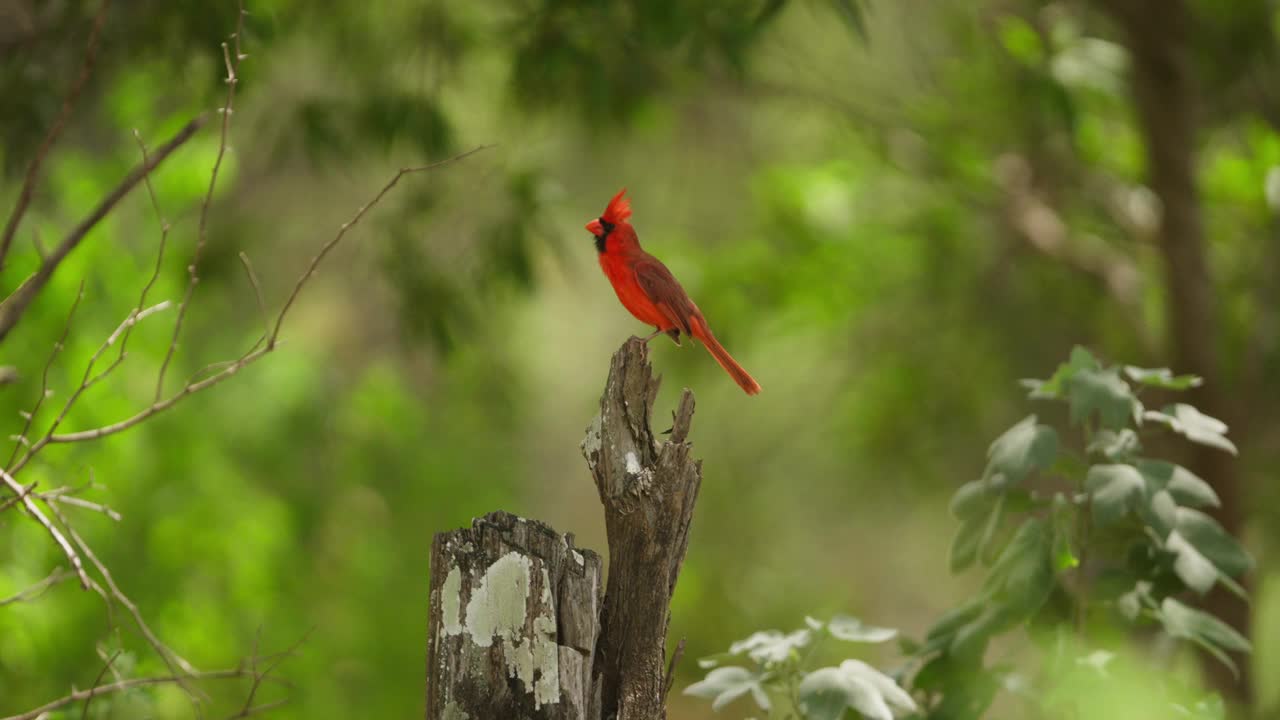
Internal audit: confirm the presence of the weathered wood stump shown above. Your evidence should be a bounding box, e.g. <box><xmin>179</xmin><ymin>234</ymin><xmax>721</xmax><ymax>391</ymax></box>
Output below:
<box><xmin>426</xmin><ymin>512</ymin><xmax>604</xmax><ymax>719</ymax></box>
<box><xmin>426</xmin><ymin>338</ymin><xmax>702</xmax><ymax>720</ymax></box>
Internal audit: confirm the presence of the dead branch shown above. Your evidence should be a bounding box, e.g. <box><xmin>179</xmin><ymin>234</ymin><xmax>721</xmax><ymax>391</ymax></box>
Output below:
<box><xmin>7</xmin><ymin>281</ymin><xmax>84</xmax><ymax>467</ymax></box>
<box><xmin>155</xmin><ymin>4</ymin><xmax>246</xmax><ymax>400</ymax></box>
<box><xmin>0</xmin><ymin>666</ymin><xmax>294</xmax><ymax>720</ymax></box>
<box><xmin>0</xmin><ymin>566</ymin><xmax>73</xmax><ymax>607</ymax></box>
<box><xmin>582</xmin><ymin>338</ymin><xmax>701</xmax><ymax>720</ymax></box>
<box><xmin>0</xmin><ymin>0</ymin><xmax>112</xmax><ymax>269</ymax></box>
<box><xmin>0</xmin><ymin>470</ymin><xmax>89</xmax><ymax>588</ymax></box>
<box><xmin>0</xmin><ymin>114</ymin><xmax>208</xmax><ymax>344</ymax></box>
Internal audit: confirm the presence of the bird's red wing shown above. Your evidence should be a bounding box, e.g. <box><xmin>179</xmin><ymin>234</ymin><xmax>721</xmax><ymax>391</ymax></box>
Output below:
<box><xmin>632</xmin><ymin>259</ymin><xmax>697</xmax><ymax>336</ymax></box>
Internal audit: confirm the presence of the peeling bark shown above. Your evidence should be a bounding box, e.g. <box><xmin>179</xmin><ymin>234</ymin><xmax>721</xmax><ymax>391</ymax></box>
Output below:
<box><xmin>427</xmin><ymin>339</ymin><xmax>701</xmax><ymax>720</ymax></box>
<box><xmin>582</xmin><ymin>338</ymin><xmax>701</xmax><ymax>720</ymax></box>
<box><xmin>426</xmin><ymin>511</ymin><xmax>604</xmax><ymax>719</ymax></box>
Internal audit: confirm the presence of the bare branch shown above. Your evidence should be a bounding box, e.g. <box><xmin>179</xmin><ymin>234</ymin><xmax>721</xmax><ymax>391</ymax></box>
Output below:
<box><xmin>40</xmin><ymin>145</ymin><xmax>491</xmax><ymax>447</ymax></box>
<box><xmin>116</xmin><ymin>129</ymin><xmax>175</xmax><ymax>364</ymax></box>
<box><xmin>80</xmin><ymin>649</ymin><xmax>121</xmax><ymax>720</ymax></box>
<box><xmin>7</xmin><ymin>281</ymin><xmax>83</xmax><ymax>467</ymax></box>
<box><xmin>0</xmin><ymin>115</ymin><xmax>208</xmax><ymax>344</ymax></box>
<box><xmin>238</xmin><ymin>251</ymin><xmax>269</xmax><ymax>350</ymax></box>
<box><xmin>269</xmin><ymin>144</ymin><xmax>494</xmax><ymax>347</ymax></box>
<box><xmin>0</xmin><ymin>667</ymin><xmax>291</xmax><ymax>720</ymax></box>
<box><xmin>155</xmin><ymin>4</ymin><xmax>246</xmax><ymax>401</ymax></box>
<box><xmin>0</xmin><ymin>567</ymin><xmax>73</xmax><ymax>606</ymax></box>
<box><xmin>0</xmin><ymin>470</ymin><xmax>89</xmax><ymax>588</ymax></box>
<box><xmin>0</xmin><ymin>0</ymin><xmax>113</xmax><ymax>269</ymax></box>
<box><xmin>8</xmin><ymin>300</ymin><xmax>171</xmax><ymax>476</ymax></box>
<box><xmin>39</xmin><ymin>492</ymin><xmax>122</xmax><ymax>521</ymax></box>
<box><xmin>46</xmin><ymin>502</ymin><xmax>199</xmax><ymax>680</ymax></box>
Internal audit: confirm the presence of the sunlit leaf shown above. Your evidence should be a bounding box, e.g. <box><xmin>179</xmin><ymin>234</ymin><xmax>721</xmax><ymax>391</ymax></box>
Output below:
<box><xmin>1068</xmin><ymin>368</ymin><xmax>1135</xmax><ymax>430</ymax></box>
<box><xmin>684</xmin><ymin>666</ymin><xmax>770</xmax><ymax>712</ymax></box>
<box><xmin>1085</xmin><ymin>464</ymin><xmax>1144</xmax><ymax>526</ymax></box>
<box><xmin>982</xmin><ymin>416</ymin><xmax>1058</xmax><ymax>490</ymax></box>
<box><xmin>1144</xmin><ymin>404</ymin><xmax>1237</xmax><ymax>455</ymax></box>
<box><xmin>727</xmin><ymin>629</ymin><xmax>810</xmax><ymax>665</ymax></box>
<box><xmin>1135</xmin><ymin>460</ymin><xmax>1220</xmax><ymax>509</ymax></box>
<box><xmin>1123</xmin><ymin>366</ymin><xmax>1203</xmax><ymax>390</ymax></box>
<box><xmin>827</xmin><ymin>615</ymin><xmax>898</xmax><ymax>643</ymax></box>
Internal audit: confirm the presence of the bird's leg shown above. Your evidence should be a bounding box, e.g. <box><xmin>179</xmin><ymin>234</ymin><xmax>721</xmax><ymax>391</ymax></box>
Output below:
<box><xmin>640</xmin><ymin>327</ymin><xmax>664</xmax><ymax>343</ymax></box>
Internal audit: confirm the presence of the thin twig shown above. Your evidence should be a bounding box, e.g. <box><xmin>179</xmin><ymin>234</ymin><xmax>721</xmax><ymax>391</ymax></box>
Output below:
<box><xmin>238</xmin><ymin>251</ymin><xmax>269</xmax><ymax>351</ymax></box>
<box><xmin>0</xmin><ymin>567</ymin><xmax>72</xmax><ymax>606</ymax></box>
<box><xmin>46</xmin><ymin>502</ymin><xmax>199</xmax><ymax>680</ymax></box>
<box><xmin>40</xmin><ymin>146</ymin><xmax>490</xmax><ymax>447</ymax></box>
<box><xmin>0</xmin><ymin>667</ymin><xmax>290</xmax><ymax>720</ymax></box>
<box><xmin>39</xmin><ymin>492</ymin><xmax>122</xmax><ymax>521</ymax></box>
<box><xmin>269</xmin><ymin>144</ymin><xmax>493</xmax><ymax>347</ymax></box>
<box><xmin>0</xmin><ymin>0</ymin><xmax>113</xmax><ymax>269</ymax></box>
<box><xmin>80</xmin><ymin>649</ymin><xmax>121</xmax><ymax>720</ymax></box>
<box><xmin>114</xmin><ymin>129</ymin><xmax>174</xmax><ymax>366</ymax></box>
<box><xmin>0</xmin><ymin>115</ymin><xmax>208</xmax><ymax>344</ymax></box>
<box><xmin>0</xmin><ymin>479</ymin><xmax>35</xmax><ymax>513</ymax></box>
<box><xmin>155</xmin><ymin>4</ymin><xmax>245</xmax><ymax>401</ymax></box>
<box><xmin>8</xmin><ymin>300</ymin><xmax>171</xmax><ymax>476</ymax></box>
<box><xmin>663</xmin><ymin>637</ymin><xmax>687</xmax><ymax>700</ymax></box>
<box><xmin>7</xmin><ymin>281</ymin><xmax>84</xmax><ymax>468</ymax></box>
<box><xmin>0</xmin><ymin>470</ymin><xmax>89</xmax><ymax>588</ymax></box>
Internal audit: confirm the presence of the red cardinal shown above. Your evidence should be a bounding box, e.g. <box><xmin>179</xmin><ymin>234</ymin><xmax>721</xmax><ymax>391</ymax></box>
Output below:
<box><xmin>586</xmin><ymin>188</ymin><xmax>761</xmax><ymax>395</ymax></box>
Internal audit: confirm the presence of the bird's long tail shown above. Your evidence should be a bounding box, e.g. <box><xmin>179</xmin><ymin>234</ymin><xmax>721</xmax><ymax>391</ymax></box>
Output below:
<box><xmin>693</xmin><ymin>326</ymin><xmax>761</xmax><ymax>395</ymax></box>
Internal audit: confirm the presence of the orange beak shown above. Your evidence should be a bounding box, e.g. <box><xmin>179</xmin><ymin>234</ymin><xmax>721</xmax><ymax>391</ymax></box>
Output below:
<box><xmin>585</xmin><ymin>219</ymin><xmax>604</xmax><ymax>235</ymax></box>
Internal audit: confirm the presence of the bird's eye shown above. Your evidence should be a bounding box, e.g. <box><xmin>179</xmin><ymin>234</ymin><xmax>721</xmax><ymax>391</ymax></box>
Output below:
<box><xmin>598</xmin><ymin>218</ymin><xmax>614</xmax><ymax>235</ymax></box>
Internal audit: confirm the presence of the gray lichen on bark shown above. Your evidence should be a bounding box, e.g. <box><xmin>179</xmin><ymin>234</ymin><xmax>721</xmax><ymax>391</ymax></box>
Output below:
<box><xmin>427</xmin><ymin>338</ymin><xmax>701</xmax><ymax>720</ymax></box>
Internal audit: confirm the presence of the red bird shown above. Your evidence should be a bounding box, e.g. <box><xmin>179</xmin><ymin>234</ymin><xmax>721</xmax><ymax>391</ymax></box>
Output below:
<box><xmin>586</xmin><ymin>189</ymin><xmax>761</xmax><ymax>395</ymax></box>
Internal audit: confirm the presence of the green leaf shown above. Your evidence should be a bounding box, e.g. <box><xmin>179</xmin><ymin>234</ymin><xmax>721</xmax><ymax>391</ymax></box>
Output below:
<box><xmin>949</xmin><ymin>480</ymin><xmax>990</xmax><ymax>519</ymax></box>
<box><xmin>1166</xmin><ymin>530</ymin><xmax>1219</xmax><ymax>594</ymax></box>
<box><xmin>1116</xmin><ymin>580</ymin><xmax>1153</xmax><ymax>621</ymax></box>
<box><xmin>798</xmin><ymin>661</ymin><xmax>918</xmax><ymax>720</ymax></box>
<box><xmin>923</xmin><ymin>600</ymin><xmax>984</xmax><ymax>648</ymax></box>
<box><xmin>684</xmin><ymin>666</ymin><xmax>771</xmax><ymax>712</ymax></box>
<box><xmin>1024</xmin><ymin>346</ymin><xmax>1100</xmax><ymax>399</ymax></box>
<box><xmin>827</xmin><ymin>615</ymin><xmax>898</xmax><ymax>643</ymax></box>
<box><xmin>1159</xmin><ymin>598</ymin><xmax>1251</xmax><ymax>677</ymax></box>
<box><xmin>1145</xmin><ymin>404</ymin><xmax>1238</xmax><ymax>455</ymax></box>
<box><xmin>991</xmin><ymin>519</ymin><xmax>1052</xmax><ymax>587</ymax></box>
<box><xmin>1174</xmin><ymin>508</ymin><xmax>1252</xmax><ymax>578</ymax></box>
<box><xmin>997</xmin><ymin>15</ymin><xmax>1045</xmax><ymax>65</ymax></box>
<box><xmin>797</xmin><ymin>668</ymin><xmax>851</xmax><ymax>720</ymax></box>
<box><xmin>1135</xmin><ymin>460</ymin><xmax>1220</xmax><ymax>508</ymax></box>
<box><xmin>1085</xmin><ymin>464</ymin><xmax>1144</xmax><ymax>526</ymax></box>
<box><xmin>1068</xmin><ymin>368</ymin><xmax>1136</xmax><ymax>430</ymax></box>
<box><xmin>983</xmin><ymin>416</ymin><xmax>1059</xmax><ymax>489</ymax></box>
<box><xmin>1123</xmin><ymin>366</ymin><xmax>1203</xmax><ymax>390</ymax></box>
<box><xmin>950</xmin><ymin>515</ymin><xmax>984</xmax><ymax>572</ymax></box>
<box><xmin>1143</xmin><ymin>489</ymin><xmax>1177</xmax><ymax>538</ymax></box>
<box><xmin>727</xmin><ymin>629</ymin><xmax>811</xmax><ymax>665</ymax></box>
<box><xmin>1087</xmin><ymin>428</ymin><xmax>1141</xmax><ymax>460</ymax></box>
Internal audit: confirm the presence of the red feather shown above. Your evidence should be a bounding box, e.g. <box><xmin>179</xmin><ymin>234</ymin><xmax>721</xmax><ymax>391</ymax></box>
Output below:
<box><xmin>601</xmin><ymin>188</ymin><xmax>631</xmax><ymax>225</ymax></box>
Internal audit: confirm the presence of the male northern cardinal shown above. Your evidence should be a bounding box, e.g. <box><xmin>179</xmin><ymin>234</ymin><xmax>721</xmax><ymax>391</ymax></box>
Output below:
<box><xmin>586</xmin><ymin>189</ymin><xmax>761</xmax><ymax>395</ymax></box>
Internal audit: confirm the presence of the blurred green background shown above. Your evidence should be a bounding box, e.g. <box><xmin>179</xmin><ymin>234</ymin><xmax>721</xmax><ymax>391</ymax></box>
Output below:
<box><xmin>1</xmin><ymin>0</ymin><xmax>1278</xmax><ymax>717</ymax></box>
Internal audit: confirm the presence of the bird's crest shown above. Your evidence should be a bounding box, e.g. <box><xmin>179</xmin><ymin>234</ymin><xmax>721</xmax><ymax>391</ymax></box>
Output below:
<box><xmin>601</xmin><ymin>188</ymin><xmax>632</xmax><ymax>225</ymax></box>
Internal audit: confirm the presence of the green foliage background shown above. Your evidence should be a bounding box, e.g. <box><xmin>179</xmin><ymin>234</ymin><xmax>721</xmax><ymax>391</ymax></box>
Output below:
<box><xmin>1</xmin><ymin>0</ymin><xmax>1278</xmax><ymax>717</ymax></box>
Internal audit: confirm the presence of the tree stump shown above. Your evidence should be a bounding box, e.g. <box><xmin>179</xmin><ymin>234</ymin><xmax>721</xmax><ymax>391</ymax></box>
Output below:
<box><xmin>426</xmin><ymin>338</ymin><xmax>701</xmax><ymax>720</ymax></box>
<box><xmin>581</xmin><ymin>339</ymin><xmax>700</xmax><ymax>720</ymax></box>
<box><xmin>426</xmin><ymin>511</ymin><xmax>604</xmax><ymax>719</ymax></box>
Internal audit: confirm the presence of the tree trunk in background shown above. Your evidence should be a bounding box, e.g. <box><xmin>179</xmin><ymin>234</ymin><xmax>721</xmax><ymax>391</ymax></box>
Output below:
<box><xmin>1106</xmin><ymin>0</ymin><xmax>1250</xmax><ymax>703</ymax></box>
<box><xmin>426</xmin><ymin>339</ymin><xmax>701</xmax><ymax>720</ymax></box>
